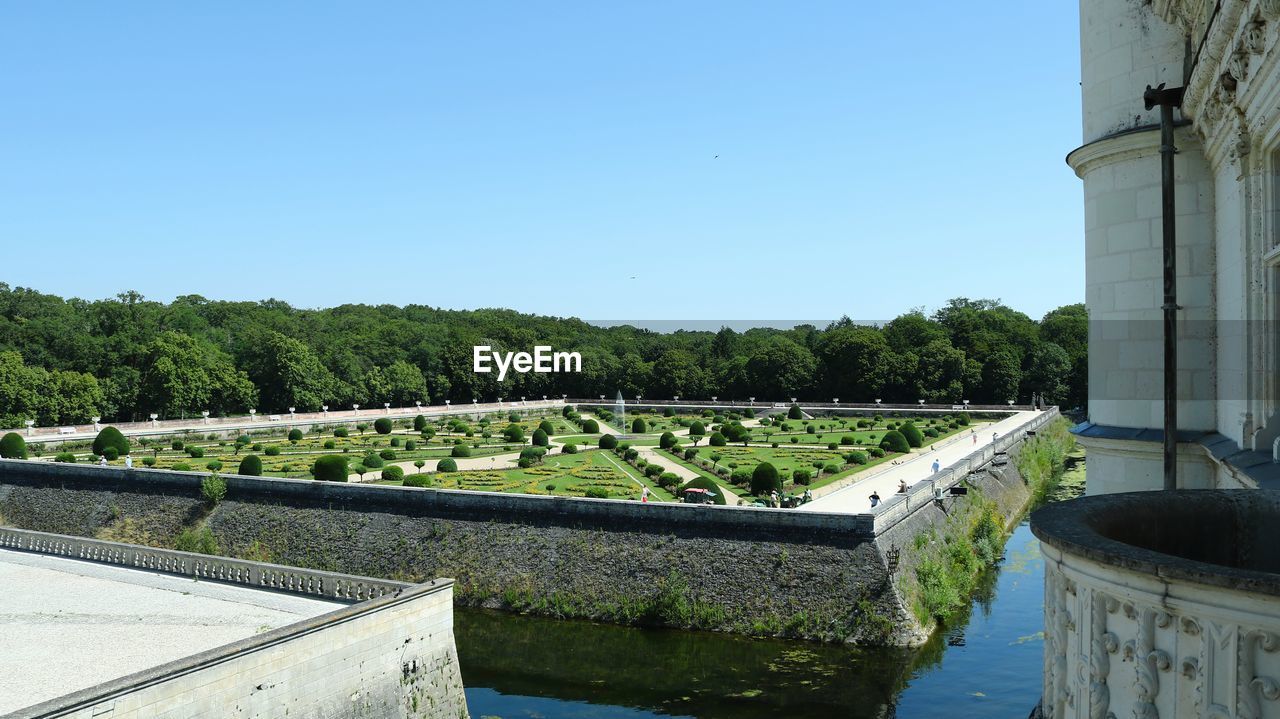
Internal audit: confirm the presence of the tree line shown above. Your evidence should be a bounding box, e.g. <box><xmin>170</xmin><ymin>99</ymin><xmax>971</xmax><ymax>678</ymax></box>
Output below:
<box><xmin>0</xmin><ymin>283</ymin><xmax>1086</xmax><ymax>426</ymax></box>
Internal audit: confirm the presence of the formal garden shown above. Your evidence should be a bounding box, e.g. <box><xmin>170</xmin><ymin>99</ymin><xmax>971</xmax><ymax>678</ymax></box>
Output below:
<box><xmin>0</xmin><ymin>403</ymin><xmax>988</xmax><ymax>507</ymax></box>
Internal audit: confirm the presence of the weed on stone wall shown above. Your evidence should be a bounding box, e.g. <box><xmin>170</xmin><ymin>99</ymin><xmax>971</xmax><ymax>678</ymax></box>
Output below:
<box><xmin>1017</xmin><ymin>418</ymin><xmax>1077</xmax><ymax>506</ymax></box>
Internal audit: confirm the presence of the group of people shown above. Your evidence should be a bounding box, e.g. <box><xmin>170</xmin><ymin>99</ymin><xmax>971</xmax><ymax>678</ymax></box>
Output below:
<box><xmin>98</xmin><ymin>453</ymin><xmax>134</xmax><ymax>468</ymax></box>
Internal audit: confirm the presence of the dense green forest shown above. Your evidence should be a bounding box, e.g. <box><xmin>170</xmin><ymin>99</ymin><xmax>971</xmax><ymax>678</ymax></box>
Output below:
<box><xmin>0</xmin><ymin>283</ymin><xmax>1086</xmax><ymax>426</ymax></box>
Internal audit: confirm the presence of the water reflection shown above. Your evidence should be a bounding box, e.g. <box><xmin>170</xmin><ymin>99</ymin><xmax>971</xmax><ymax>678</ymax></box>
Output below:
<box><xmin>457</xmin><ymin>524</ymin><xmax>1044</xmax><ymax>719</ymax></box>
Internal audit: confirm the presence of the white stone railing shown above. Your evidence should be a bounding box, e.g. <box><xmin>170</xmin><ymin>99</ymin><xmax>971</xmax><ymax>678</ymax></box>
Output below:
<box><xmin>1032</xmin><ymin>491</ymin><xmax>1280</xmax><ymax>718</ymax></box>
<box><xmin>0</xmin><ymin>526</ymin><xmax>410</xmax><ymax>603</ymax></box>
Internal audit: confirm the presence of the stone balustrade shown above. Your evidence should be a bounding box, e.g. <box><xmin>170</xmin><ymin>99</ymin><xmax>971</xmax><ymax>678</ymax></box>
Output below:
<box><xmin>0</xmin><ymin>526</ymin><xmax>409</xmax><ymax>603</ymax></box>
<box><xmin>1032</xmin><ymin>490</ymin><xmax>1280</xmax><ymax>718</ymax></box>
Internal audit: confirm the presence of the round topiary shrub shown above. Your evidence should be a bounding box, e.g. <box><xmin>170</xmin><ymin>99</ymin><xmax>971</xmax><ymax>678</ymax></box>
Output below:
<box><xmin>880</xmin><ymin>430</ymin><xmax>910</xmax><ymax>453</ymax></box>
<box><xmin>681</xmin><ymin>477</ymin><xmax>727</xmax><ymax>505</ymax></box>
<box><xmin>101</xmin><ymin>447</ymin><xmax>119</xmax><ymax>461</ymax></box>
<box><xmin>334</xmin><ymin>427</ymin><xmax>349</xmax><ymax>438</ymax></box>
<box><xmin>643</xmin><ymin>464</ymin><xmax>663</xmax><ymax>478</ymax></box>
<box><xmin>382</xmin><ymin>465</ymin><xmax>404</xmax><ymax>482</ymax></box>
<box><xmin>683</xmin><ymin>447</ymin><xmax>698</xmax><ymax>460</ymax></box>
<box><xmin>436</xmin><ymin>457</ymin><xmax>458</xmax><ymax>472</ymax></box>
<box><xmin>205</xmin><ymin>460</ymin><xmax>223</xmax><ymax>471</ymax></box>
<box><xmin>374</xmin><ymin>418</ymin><xmax>392</xmax><ymax>435</ymax></box>
<box><xmin>379</xmin><ymin>449</ymin><xmax>396</xmax><ymax>460</ymax></box>
<box><xmin>581</xmin><ymin>418</ymin><xmax>599</xmax><ymax>433</ymax></box>
<box><xmin>957</xmin><ymin>412</ymin><xmax>971</xmax><ymax>426</ymax></box>
<box><xmin>659</xmin><ymin>432</ymin><xmax>677</xmax><ymax>449</ymax></box>
<box><xmin>788</xmin><ymin>404</ymin><xmax>803</xmax><ymax>420</ymax></box>
<box><xmin>312</xmin><ymin>455</ymin><xmax>349</xmax><ymax>482</ymax></box>
<box><xmin>900</xmin><ymin>422</ymin><xmax>924</xmax><ymax>448</ymax></box>
<box><xmin>709</xmin><ymin>432</ymin><xmax>727</xmax><ymax>447</ymax></box>
<box><xmin>451</xmin><ymin>444</ymin><xmax>471</xmax><ymax>458</ymax></box>
<box><xmin>92</xmin><ymin>427</ymin><xmax>130</xmax><ymax>457</ymax></box>
<box><xmin>0</xmin><ymin>432</ymin><xmax>28</xmax><ymax>459</ymax></box>
<box><xmin>532</xmin><ymin>428</ymin><xmax>549</xmax><ymax>446</ymax></box>
<box><xmin>538</xmin><ymin>419</ymin><xmax>555</xmax><ymax>435</ymax></box>
<box><xmin>869</xmin><ymin>446</ymin><xmax>886</xmax><ymax>458</ymax></box>
<box><xmin>54</xmin><ymin>451</ymin><xmax>76</xmax><ymax>463</ymax></box>
<box><xmin>631</xmin><ymin>417</ymin><xmax>647</xmax><ymax>433</ymax></box>
<box><xmin>172</xmin><ymin>462</ymin><xmax>192</xmax><ymax>471</ymax></box>
<box><xmin>925</xmin><ymin>427</ymin><xmax>939</xmax><ymax>438</ymax></box>
<box><xmin>623</xmin><ymin>447</ymin><xmax>640</xmax><ymax>461</ymax></box>
<box><xmin>390</xmin><ymin>437</ymin><xmax>402</xmax><ymax>447</ymax></box>
<box><xmin>689</xmin><ymin>420</ymin><xmax>705</xmax><ymax>437</ymax></box>
<box><xmin>404</xmin><ymin>474</ymin><xmax>432</xmax><ymax>488</ymax></box>
<box><xmin>751</xmin><ymin>462</ymin><xmax>782</xmax><ymax>495</ymax></box>
<box><xmin>405</xmin><ymin>439</ymin><xmax>417</xmax><ymax>451</ymax></box>
<box><xmin>562</xmin><ymin>443</ymin><xmax>578</xmax><ymax>454</ymax></box>
<box><xmin>238</xmin><ymin>454</ymin><xmax>263</xmax><ymax>476</ymax></box>
<box><xmin>730</xmin><ymin>467</ymin><xmax>752</xmax><ymax>486</ymax></box>
<box><xmin>848</xmin><ymin>451</ymin><xmax>869</xmax><ymax>465</ymax></box>
<box><xmin>362</xmin><ymin>452</ymin><xmax>384</xmax><ymax>469</ymax></box>
<box><xmin>413</xmin><ymin>414</ymin><xmax>427</xmax><ymax>431</ymax></box>
<box><xmin>171</xmin><ymin>439</ymin><xmax>185</xmax><ymax>451</ymax></box>
<box><xmin>288</xmin><ymin>428</ymin><xmax>303</xmax><ymax>442</ymax></box>
<box><xmin>793</xmin><ymin>468</ymin><xmax>812</xmax><ymax>485</ymax></box>
<box><xmin>599</xmin><ymin>434</ymin><xmax>618</xmax><ymax>449</ymax></box>
<box><xmin>323</xmin><ymin>439</ymin><xmax>336</xmax><ymax>449</ymax></box>
<box><xmin>262</xmin><ymin>445</ymin><xmax>280</xmax><ymax>457</ymax></box>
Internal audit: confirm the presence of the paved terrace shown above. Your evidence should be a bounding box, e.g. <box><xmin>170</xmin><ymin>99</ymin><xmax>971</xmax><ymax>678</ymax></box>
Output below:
<box><xmin>0</xmin><ymin>549</ymin><xmax>344</xmax><ymax>715</ymax></box>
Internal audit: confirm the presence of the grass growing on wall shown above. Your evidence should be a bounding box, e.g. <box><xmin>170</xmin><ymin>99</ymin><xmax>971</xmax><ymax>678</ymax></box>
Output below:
<box><xmin>907</xmin><ymin>417</ymin><xmax>1077</xmax><ymax>626</ymax></box>
<box><xmin>1017</xmin><ymin>418</ymin><xmax>1077</xmax><ymax>506</ymax></box>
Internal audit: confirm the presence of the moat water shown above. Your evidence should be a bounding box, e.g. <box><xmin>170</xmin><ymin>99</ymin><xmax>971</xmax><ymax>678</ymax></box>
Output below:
<box><xmin>456</xmin><ymin>522</ymin><xmax>1045</xmax><ymax>719</ymax></box>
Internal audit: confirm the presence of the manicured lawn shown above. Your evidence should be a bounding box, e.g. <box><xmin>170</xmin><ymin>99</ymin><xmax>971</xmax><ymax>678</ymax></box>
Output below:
<box><xmin>384</xmin><ymin>450</ymin><xmax>675</xmax><ymax>501</ymax></box>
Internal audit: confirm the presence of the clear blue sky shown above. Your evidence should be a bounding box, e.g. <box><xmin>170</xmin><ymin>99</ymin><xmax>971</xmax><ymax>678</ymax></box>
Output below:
<box><xmin>0</xmin><ymin>2</ymin><xmax>1082</xmax><ymax>323</ymax></box>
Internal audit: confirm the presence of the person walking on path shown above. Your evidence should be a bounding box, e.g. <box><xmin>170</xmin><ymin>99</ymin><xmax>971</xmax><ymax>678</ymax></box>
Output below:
<box><xmin>641</xmin><ymin>486</ymin><xmax>650</xmax><ymax>503</ymax></box>
<box><xmin>972</xmin><ymin>429</ymin><xmax>977</xmax><ymax>445</ymax></box>
<box><xmin>898</xmin><ymin>479</ymin><xmax>908</xmax><ymax>493</ymax></box>
<box><xmin>98</xmin><ymin>455</ymin><xmax>108</xmax><ymax>467</ymax></box>
<box><xmin>931</xmin><ymin>459</ymin><xmax>940</xmax><ymax>474</ymax></box>
<box><xmin>869</xmin><ymin>491</ymin><xmax>881</xmax><ymax>508</ymax></box>
<box><xmin>124</xmin><ymin>454</ymin><xmax>133</xmax><ymax>469</ymax></box>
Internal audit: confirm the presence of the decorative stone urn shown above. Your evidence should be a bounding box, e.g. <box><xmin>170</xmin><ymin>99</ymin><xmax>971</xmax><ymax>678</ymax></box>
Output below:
<box><xmin>1032</xmin><ymin>491</ymin><xmax>1280</xmax><ymax>719</ymax></box>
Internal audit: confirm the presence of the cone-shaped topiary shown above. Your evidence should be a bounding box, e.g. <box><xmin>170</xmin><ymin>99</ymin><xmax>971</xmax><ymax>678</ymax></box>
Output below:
<box><xmin>238</xmin><ymin>454</ymin><xmax>263</xmax><ymax>476</ymax></box>
<box><xmin>312</xmin><ymin>455</ymin><xmax>349</xmax><ymax>482</ymax></box>
<box><xmin>750</xmin><ymin>462</ymin><xmax>782</xmax><ymax>495</ymax></box>
<box><xmin>532</xmin><ymin>428</ymin><xmax>549</xmax><ymax>446</ymax></box>
<box><xmin>538</xmin><ymin>419</ymin><xmax>555</xmax><ymax>435</ymax></box>
<box><xmin>92</xmin><ymin>426</ymin><xmax>130</xmax><ymax>457</ymax></box>
<box><xmin>0</xmin><ymin>432</ymin><xmax>27</xmax><ymax>459</ymax></box>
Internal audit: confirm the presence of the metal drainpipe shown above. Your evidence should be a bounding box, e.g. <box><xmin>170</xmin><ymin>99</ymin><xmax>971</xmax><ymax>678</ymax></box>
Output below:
<box><xmin>1143</xmin><ymin>83</ymin><xmax>1185</xmax><ymax>491</ymax></box>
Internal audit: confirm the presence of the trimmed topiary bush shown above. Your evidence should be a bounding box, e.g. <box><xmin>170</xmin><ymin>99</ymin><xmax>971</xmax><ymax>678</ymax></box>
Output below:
<box><xmin>288</xmin><ymin>428</ymin><xmax>303</xmax><ymax>442</ymax></box>
<box><xmin>681</xmin><ymin>476</ymin><xmax>727</xmax><ymax>505</ymax></box>
<box><xmin>404</xmin><ymin>474</ymin><xmax>432</xmax><ymax>487</ymax></box>
<box><xmin>750</xmin><ymin>462</ymin><xmax>782</xmax><ymax>495</ymax></box>
<box><xmin>532</xmin><ymin>428</ymin><xmax>549</xmax><ymax>446</ymax></box>
<box><xmin>54</xmin><ymin>451</ymin><xmax>76</xmax><ymax>463</ymax></box>
<box><xmin>102</xmin><ymin>447</ymin><xmax>120</xmax><ymax>461</ymax></box>
<box><xmin>436</xmin><ymin>457</ymin><xmax>457</xmax><ymax>472</ymax></box>
<box><xmin>451</xmin><ymin>444</ymin><xmax>471</xmax><ymax>458</ymax></box>
<box><xmin>205</xmin><ymin>460</ymin><xmax>223</xmax><ymax>471</ymax></box>
<box><xmin>382</xmin><ymin>465</ymin><xmax>404</xmax><ymax>482</ymax></box>
<box><xmin>562</xmin><ymin>443</ymin><xmax>578</xmax><ymax>454</ymax></box>
<box><xmin>900</xmin><ymin>422</ymin><xmax>924</xmax><ymax>448</ymax></box>
<box><xmin>631</xmin><ymin>417</ymin><xmax>647</xmax><ymax>433</ymax></box>
<box><xmin>92</xmin><ymin>427</ymin><xmax>130</xmax><ymax>457</ymax></box>
<box><xmin>312</xmin><ymin>455</ymin><xmax>349</xmax><ymax>482</ymax></box>
<box><xmin>238</xmin><ymin>454</ymin><xmax>263</xmax><ymax>476</ymax></box>
<box><xmin>709</xmin><ymin>432</ymin><xmax>727</xmax><ymax>447</ymax></box>
<box><xmin>378</xmin><ymin>449</ymin><xmax>396</xmax><ymax>460</ymax></box>
<box><xmin>599</xmin><ymin>434</ymin><xmax>618</xmax><ymax>449</ymax></box>
<box><xmin>334</xmin><ymin>427</ymin><xmax>349</xmax><ymax>438</ymax></box>
<box><xmin>0</xmin><ymin>432</ymin><xmax>28</xmax><ymax>459</ymax></box>
<box><xmin>171</xmin><ymin>439</ymin><xmax>185</xmax><ymax>451</ymax></box>
<box><xmin>171</xmin><ymin>462</ymin><xmax>191</xmax><ymax>471</ymax></box>
<box><xmin>880</xmin><ymin>430</ymin><xmax>910</xmax><ymax>453</ymax></box>
<box><xmin>957</xmin><ymin>412</ymin><xmax>971</xmax><ymax>426</ymax></box>
<box><xmin>503</xmin><ymin>424</ymin><xmax>525</xmax><ymax>443</ymax></box>
<box><xmin>263</xmin><ymin>445</ymin><xmax>280</xmax><ymax>456</ymax></box>
<box><xmin>793</xmin><ymin>468</ymin><xmax>812</xmax><ymax>485</ymax></box>
<box><xmin>869</xmin><ymin>446</ymin><xmax>886</xmax><ymax>458</ymax></box>
<box><xmin>581</xmin><ymin>418</ymin><xmax>599</xmax><ymax>433</ymax></box>
<box><xmin>659</xmin><ymin>431</ymin><xmax>677</xmax><ymax>449</ymax></box>
<box><xmin>538</xmin><ymin>420</ymin><xmax>555</xmax><ymax>436</ymax></box>
<box><xmin>730</xmin><ymin>467</ymin><xmax>752</xmax><ymax>486</ymax></box>
<box><xmin>374</xmin><ymin>417</ymin><xmax>392</xmax><ymax>434</ymax></box>
<box><xmin>413</xmin><ymin>414</ymin><xmax>427</xmax><ymax>431</ymax></box>
<box><xmin>788</xmin><ymin>404</ymin><xmax>803</xmax><ymax>419</ymax></box>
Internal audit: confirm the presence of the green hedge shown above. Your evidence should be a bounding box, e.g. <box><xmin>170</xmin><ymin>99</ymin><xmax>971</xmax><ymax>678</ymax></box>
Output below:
<box><xmin>0</xmin><ymin>432</ymin><xmax>27</xmax><ymax>459</ymax></box>
<box><xmin>312</xmin><ymin>455</ymin><xmax>349</xmax><ymax>482</ymax></box>
<box><xmin>92</xmin><ymin>426</ymin><xmax>130</xmax><ymax>457</ymax></box>
<box><xmin>238</xmin><ymin>454</ymin><xmax>263</xmax><ymax>476</ymax></box>
<box><xmin>374</xmin><ymin>418</ymin><xmax>392</xmax><ymax>434</ymax></box>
